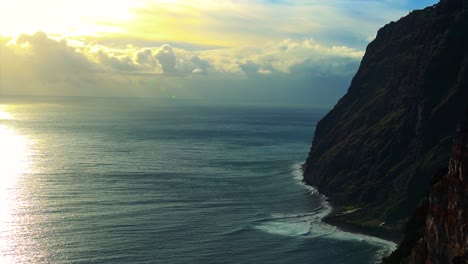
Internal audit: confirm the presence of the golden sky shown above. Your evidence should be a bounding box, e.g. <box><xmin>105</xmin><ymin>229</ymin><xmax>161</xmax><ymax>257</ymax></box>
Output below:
<box><xmin>1</xmin><ymin>0</ymin><xmax>135</xmax><ymax>36</ymax></box>
<box><xmin>0</xmin><ymin>0</ymin><xmax>438</xmax><ymax>104</ymax></box>
<box><xmin>1</xmin><ymin>0</ymin><xmax>432</xmax><ymax>47</ymax></box>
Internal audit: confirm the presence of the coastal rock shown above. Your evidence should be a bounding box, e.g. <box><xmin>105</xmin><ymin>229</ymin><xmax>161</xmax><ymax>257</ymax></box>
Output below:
<box><xmin>303</xmin><ymin>0</ymin><xmax>468</xmax><ymax>232</ymax></box>
<box><xmin>384</xmin><ymin>111</ymin><xmax>468</xmax><ymax>263</ymax></box>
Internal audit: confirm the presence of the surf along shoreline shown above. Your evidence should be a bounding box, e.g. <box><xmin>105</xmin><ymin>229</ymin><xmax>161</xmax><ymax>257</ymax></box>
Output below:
<box><xmin>295</xmin><ymin>162</ymin><xmax>401</xmax><ymax>244</ymax></box>
<box><xmin>289</xmin><ymin>163</ymin><xmax>399</xmax><ymax>261</ymax></box>
<box><xmin>322</xmin><ymin>205</ymin><xmax>402</xmax><ymax>244</ymax></box>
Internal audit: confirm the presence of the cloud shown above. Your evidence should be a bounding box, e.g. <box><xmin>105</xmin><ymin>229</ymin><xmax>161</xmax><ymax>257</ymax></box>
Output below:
<box><xmin>134</xmin><ymin>48</ymin><xmax>156</xmax><ymax>69</ymax></box>
<box><xmin>257</xmin><ymin>69</ymin><xmax>272</xmax><ymax>75</ymax></box>
<box><xmin>192</xmin><ymin>68</ymin><xmax>205</xmax><ymax>74</ymax></box>
<box><xmin>1</xmin><ymin>31</ymin><xmax>363</xmax><ymax>105</ymax></box>
<box><xmin>187</xmin><ymin>56</ymin><xmax>211</xmax><ymax>75</ymax></box>
<box><xmin>5</xmin><ymin>32</ymin><xmax>364</xmax><ymax>79</ymax></box>
<box><xmin>191</xmin><ymin>55</ymin><xmax>210</xmax><ymax>71</ymax></box>
<box><xmin>94</xmin><ymin>49</ymin><xmax>138</xmax><ymax>72</ymax></box>
<box><xmin>0</xmin><ymin>32</ymin><xmax>100</xmax><ymax>96</ymax></box>
<box><xmin>188</xmin><ymin>38</ymin><xmax>364</xmax><ymax>79</ymax></box>
<box><xmin>14</xmin><ymin>32</ymin><xmax>96</xmax><ymax>79</ymax></box>
<box><xmin>155</xmin><ymin>44</ymin><xmax>177</xmax><ymax>73</ymax></box>
<box><xmin>239</xmin><ymin>60</ymin><xmax>260</xmax><ymax>76</ymax></box>
<box><xmin>0</xmin><ymin>33</ymin><xmax>148</xmax><ymax>96</ymax></box>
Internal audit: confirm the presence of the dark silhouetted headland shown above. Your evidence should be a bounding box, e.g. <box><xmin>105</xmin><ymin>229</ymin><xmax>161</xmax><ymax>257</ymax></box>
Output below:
<box><xmin>302</xmin><ymin>0</ymin><xmax>468</xmax><ymax>259</ymax></box>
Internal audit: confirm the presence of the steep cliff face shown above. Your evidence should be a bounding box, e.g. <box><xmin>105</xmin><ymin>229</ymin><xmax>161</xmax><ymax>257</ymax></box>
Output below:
<box><xmin>304</xmin><ymin>0</ymin><xmax>468</xmax><ymax>230</ymax></box>
<box><xmin>384</xmin><ymin>111</ymin><xmax>468</xmax><ymax>263</ymax></box>
<box><xmin>421</xmin><ymin>126</ymin><xmax>468</xmax><ymax>263</ymax></box>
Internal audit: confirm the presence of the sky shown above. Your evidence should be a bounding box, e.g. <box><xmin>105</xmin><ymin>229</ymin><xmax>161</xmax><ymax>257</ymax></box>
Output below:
<box><xmin>0</xmin><ymin>0</ymin><xmax>438</xmax><ymax>106</ymax></box>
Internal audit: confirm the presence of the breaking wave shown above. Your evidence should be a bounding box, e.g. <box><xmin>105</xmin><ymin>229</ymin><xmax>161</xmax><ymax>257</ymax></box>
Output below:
<box><xmin>255</xmin><ymin>162</ymin><xmax>397</xmax><ymax>263</ymax></box>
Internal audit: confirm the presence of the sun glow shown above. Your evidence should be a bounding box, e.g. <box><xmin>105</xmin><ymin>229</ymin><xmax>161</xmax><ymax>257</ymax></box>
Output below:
<box><xmin>0</xmin><ymin>0</ymin><xmax>139</xmax><ymax>37</ymax></box>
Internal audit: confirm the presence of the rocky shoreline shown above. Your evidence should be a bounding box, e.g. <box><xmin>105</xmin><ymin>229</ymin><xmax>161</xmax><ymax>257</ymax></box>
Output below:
<box><xmin>322</xmin><ymin>206</ymin><xmax>402</xmax><ymax>244</ymax></box>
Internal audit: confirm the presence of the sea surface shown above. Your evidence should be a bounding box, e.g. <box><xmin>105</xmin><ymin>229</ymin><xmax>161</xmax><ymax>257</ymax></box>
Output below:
<box><xmin>0</xmin><ymin>97</ymin><xmax>395</xmax><ymax>264</ymax></box>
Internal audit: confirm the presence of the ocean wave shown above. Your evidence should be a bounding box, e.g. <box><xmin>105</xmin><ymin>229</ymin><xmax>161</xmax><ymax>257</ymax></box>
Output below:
<box><xmin>254</xmin><ymin>162</ymin><xmax>397</xmax><ymax>263</ymax></box>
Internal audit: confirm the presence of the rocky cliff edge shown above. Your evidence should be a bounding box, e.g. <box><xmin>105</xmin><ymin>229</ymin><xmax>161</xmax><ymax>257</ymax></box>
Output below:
<box><xmin>303</xmin><ymin>0</ymin><xmax>468</xmax><ymax>238</ymax></box>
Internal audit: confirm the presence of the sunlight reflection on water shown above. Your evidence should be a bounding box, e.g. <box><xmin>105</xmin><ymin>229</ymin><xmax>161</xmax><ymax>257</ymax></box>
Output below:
<box><xmin>0</xmin><ymin>108</ymin><xmax>34</xmax><ymax>263</ymax></box>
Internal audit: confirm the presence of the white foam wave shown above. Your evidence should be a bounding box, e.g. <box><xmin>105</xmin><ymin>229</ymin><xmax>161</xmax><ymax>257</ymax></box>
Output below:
<box><xmin>255</xmin><ymin>162</ymin><xmax>397</xmax><ymax>263</ymax></box>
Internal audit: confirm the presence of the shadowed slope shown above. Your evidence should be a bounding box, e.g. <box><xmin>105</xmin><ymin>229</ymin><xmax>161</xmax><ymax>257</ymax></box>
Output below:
<box><xmin>304</xmin><ymin>0</ymin><xmax>468</xmax><ymax>233</ymax></box>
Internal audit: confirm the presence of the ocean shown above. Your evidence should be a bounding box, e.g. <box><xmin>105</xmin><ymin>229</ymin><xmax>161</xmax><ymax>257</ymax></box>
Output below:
<box><xmin>0</xmin><ymin>97</ymin><xmax>395</xmax><ymax>263</ymax></box>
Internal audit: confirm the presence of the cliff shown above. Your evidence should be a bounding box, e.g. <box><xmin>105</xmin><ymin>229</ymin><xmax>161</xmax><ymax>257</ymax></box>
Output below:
<box><xmin>303</xmin><ymin>0</ymin><xmax>468</xmax><ymax>236</ymax></box>
<box><xmin>383</xmin><ymin>110</ymin><xmax>468</xmax><ymax>263</ymax></box>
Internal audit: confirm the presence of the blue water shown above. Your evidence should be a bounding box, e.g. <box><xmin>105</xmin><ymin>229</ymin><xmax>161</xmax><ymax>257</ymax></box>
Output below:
<box><xmin>0</xmin><ymin>98</ymin><xmax>394</xmax><ymax>263</ymax></box>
